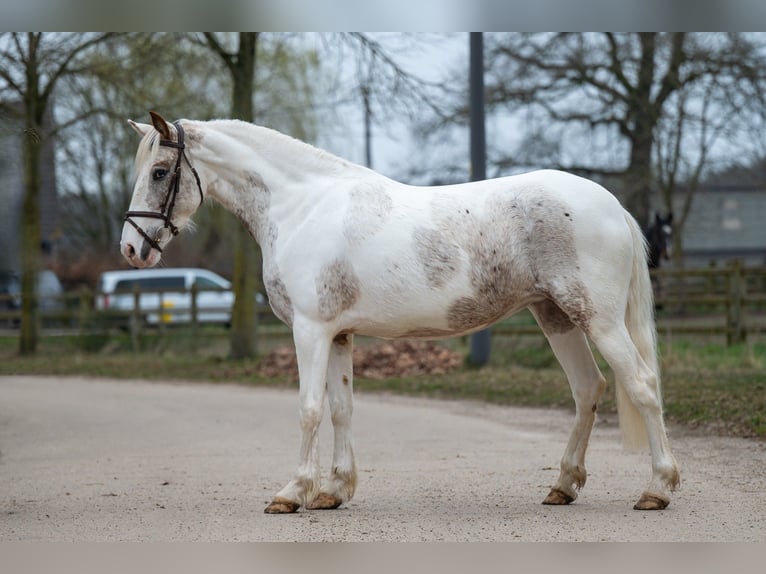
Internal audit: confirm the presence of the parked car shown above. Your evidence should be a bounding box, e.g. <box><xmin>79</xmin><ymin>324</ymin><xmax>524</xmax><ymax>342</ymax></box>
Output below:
<box><xmin>0</xmin><ymin>270</ymin><xmax>21</xmax><ymax>308</ymax></box>
<box><xmin>96</xmin><ymin>268</ymin><xmax>236</xmax><ymax>326</ymax></box>
<box><xmin>0</xmin><ymin>271</ymin><xmax>21</xmax><ymax>325</ymax></box>
<box><xmin>37</xmin><ymin>270</ymin><xmax>65</xmax><ymax>311</ymax></box>
<box><xmin>0</xmin><ymin>269</ymin><xmax>64</xmax><ymax>327</ymax></box>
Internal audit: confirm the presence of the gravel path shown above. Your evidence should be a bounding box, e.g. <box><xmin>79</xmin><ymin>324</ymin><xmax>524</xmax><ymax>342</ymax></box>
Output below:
<box><xmin>1</xmin><ymin>375</ymin><xmax>763</xmax><ymax>541</ymax></box>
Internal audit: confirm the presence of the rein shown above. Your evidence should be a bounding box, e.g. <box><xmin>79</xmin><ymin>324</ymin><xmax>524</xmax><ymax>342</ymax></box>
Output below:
<box><xmin>124</xmin><ymin>121</ymin><xmax>203</xmax><ymax>253</ymax></box>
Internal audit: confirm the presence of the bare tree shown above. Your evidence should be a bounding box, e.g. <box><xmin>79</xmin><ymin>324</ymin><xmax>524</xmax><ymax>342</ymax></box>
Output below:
<box><xmin>0</xmin><ymin>32</ymin><xmax>115</xmax><ymax>354</ymax></box>
<box><xmin>653</xmin><ymin>82</ymin><xmax>727</xmax><ymax>265</ymax></box>
<box><xmin>479</xmin><ymin>33</ymin><xmax>766</xmax><ymax>227</ymax></box>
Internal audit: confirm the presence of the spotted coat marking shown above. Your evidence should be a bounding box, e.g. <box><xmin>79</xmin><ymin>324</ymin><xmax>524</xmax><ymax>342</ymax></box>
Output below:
<box><xmin>316</xmin><ymin>259</ymin><xmax>361</xmax><ymax>321</ymax></box>
<box><xmin>530</xmin><ymin>299</ymin><xmax>575</xmax><ymax>335</ymax></box>
<box><xmin>232</xmin><ymin>171</ymin><xmax>271</xmax><ymax>243</ymax></box>
<box><xmin>343</xmin><ymin>183</ymin><xmax>393</xmax><ymax>244</ymax></box>
<box><xmin>412</xmin><ymin>227</ymin><xmax>461</xmax><ymax>289</ymax></box>
<box><xmin>265</xmin><ymin>273</ymin><xmax>293</xmax><ymax>326</ymax></box>
<box><xmin>428</xmin><ymin>191</ymin><xmax>594</xmax><ymax>333</ymax></box>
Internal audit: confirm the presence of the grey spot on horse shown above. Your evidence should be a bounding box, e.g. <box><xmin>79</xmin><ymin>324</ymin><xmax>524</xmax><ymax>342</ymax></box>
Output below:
<box><xmin>266</xmin><ymin>222</ymin><xmax>278</xmax><ymax>250</ymax></box>
<box><xmin>522</xmin><ymin>201</ymin><xmax>595</xmax><ymax>331</ymax></box>
<box><xmin>265</xmin><ymin>274</ymin><xmax>293</xmax><ymax>326</ymax></box>
<box><xmin>530</xmin><ymin>299</ymin><xmax>576</xmax><ymax>335</ymax></box>
<box><xmin>445</xmin><ymin>195</ymin><xmax>536</xmax><ymax>331</ymax></box>
<box><xmin>413</xmin><ymin>227</ymin><xmax>460</xmax><ymax>288</ymax></box>
<box><xmin>544</xmin><ymin>280</ymin><xmax>595</xmax><ymax>332</ymax></box>
<box><xmin>183</xmin><ymin>124</ymin><xmax>204</xmax><ymax>143</ymax></box>
<box><xmin>317</xmin><ymin>259</ymin><xmax>361</xmax><ymax>321</ymax></box>
<box><xmin>445</xmin><ymin>190</ymin><xmax>592</xmax><ymax>333</ymax></box>
<box><xmin>344</xmin><ymin>183</ymin><xmax>393</xmax><ymax>243</ymax></box>
<box><xmin>233</xmin><ymin>170</ymin><xmax>271</xmax><ymax>242</ymax></box>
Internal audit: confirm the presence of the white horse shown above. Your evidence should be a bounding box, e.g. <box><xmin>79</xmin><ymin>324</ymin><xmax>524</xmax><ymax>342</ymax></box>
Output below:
<box><xmin>121</xmin><ymin>112</ymin><xmax>680</xmax><ymax>513</ymax></box>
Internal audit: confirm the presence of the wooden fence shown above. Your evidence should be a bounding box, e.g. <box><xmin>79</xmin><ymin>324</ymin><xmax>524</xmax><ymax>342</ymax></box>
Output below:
<box><xmin>652</xmin><ymin>261</ymin><xmax>766</xmax><ymax>344</ymax></box>
<box><xmin>2</xmin><ymin>263</ymin><xmax>766</xmax><ymax>348</ymax></box>
<box><xmin>482</xmin><ymin>262</ymin><xmax>766</xmax><ymax>345</ymax></box>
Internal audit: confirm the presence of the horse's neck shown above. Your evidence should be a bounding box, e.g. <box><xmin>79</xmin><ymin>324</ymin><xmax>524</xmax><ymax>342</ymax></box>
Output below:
<box><xmin>203</xmin><ymin>121</ymin><xmax>356</xmax><ymax>190</ymax></box>
<box><xmin>197</xmin><ymin>121</ymin><xmax>364</xmax><ymax>242</ymax></box>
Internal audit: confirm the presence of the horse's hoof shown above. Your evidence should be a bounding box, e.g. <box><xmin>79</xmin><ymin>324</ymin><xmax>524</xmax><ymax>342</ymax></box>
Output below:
<box><xmin>542</xmin><ymin>488</ymin><xmax>575</xmax><ymax>505</ymax></box>
<box><xmin>306</xmin><ymin>492</ymin><xmax>343</xmax><ymax>510</ymax></box>
<box><xmin>264</xmin><ymin>497</ymin><xmax>300</xmax><ymax>514</ymax></box>
<box><xmin>633</xmin><ymin>493</ymin><xmax>669</xmax><ymax>510</ymax></box>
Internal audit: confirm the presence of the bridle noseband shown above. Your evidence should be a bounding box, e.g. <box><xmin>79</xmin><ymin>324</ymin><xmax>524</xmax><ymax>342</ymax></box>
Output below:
<box><xmin>124</xmin><ymin>121</ymin><xmax>203</xmax><ymax>253</ymax></box>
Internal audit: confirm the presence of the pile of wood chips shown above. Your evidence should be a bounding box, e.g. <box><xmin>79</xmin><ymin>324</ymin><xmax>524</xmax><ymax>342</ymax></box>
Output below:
<box><xmin>257</xmin><ymin>340</ymin><xmax>463</xmax><ymax>379</ymax></box>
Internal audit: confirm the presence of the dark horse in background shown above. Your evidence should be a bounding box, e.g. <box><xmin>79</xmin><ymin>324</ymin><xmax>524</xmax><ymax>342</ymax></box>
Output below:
<box><xmin>645</xmin><ymin>213</ymin><xmax>673</xmax><ymax>307</ymax></box>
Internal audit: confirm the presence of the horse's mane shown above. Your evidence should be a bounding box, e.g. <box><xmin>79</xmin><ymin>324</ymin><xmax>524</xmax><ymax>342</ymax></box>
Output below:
<box><xmin>134</xmin><ymin>131</ymin><xmax>160</xmax><ymax>174</ymax></box>
<box><xmin>209</xmin><ymin>119</ymin><xmax>364</xmax><ymax>177</ymax></box>
<box><xmin>132</xmin><ymin>118</ymin><xmax>373</xmax><ymax>182</ymax></box>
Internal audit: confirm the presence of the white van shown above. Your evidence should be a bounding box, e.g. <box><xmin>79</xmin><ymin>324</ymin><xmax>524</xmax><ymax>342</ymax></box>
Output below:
<box><xmin>96</xmin><ymin>268</ymin><xmax>235</xmax><ymax>325</ymax></box>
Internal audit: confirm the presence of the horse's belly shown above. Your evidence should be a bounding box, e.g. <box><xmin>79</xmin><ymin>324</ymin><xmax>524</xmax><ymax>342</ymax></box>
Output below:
<box><xmin>349</xmin><ymin>293</ymin><xmax>534</xmax><ymax>340</ymax></box>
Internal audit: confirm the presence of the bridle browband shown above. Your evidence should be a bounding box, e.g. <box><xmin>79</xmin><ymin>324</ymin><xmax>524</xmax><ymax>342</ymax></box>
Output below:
<box><xmin>124</xmin><ymin>121</ymin><xmax>203</xmax><ymax>253</ymax></box>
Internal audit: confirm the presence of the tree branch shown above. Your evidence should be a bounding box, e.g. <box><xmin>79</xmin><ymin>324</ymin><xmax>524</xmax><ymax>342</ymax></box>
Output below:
<box><xmin>40</xmin><ymin>33</ymin><xmax>119</xmax><ymax>104</ymax></box>
<box><xmin>202</xmin><ymin>32</ymin><xmax>236</xmax><ymax>74</ymax></box>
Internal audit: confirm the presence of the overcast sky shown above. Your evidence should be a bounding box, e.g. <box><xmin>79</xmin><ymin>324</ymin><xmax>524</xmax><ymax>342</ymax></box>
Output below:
<box><xmin>315</xmin><ymin>33</ymin><xmax>468</xmax><ymax>182</ymax></box>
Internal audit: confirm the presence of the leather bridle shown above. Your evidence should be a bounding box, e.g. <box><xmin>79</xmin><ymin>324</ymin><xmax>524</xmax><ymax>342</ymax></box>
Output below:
<box><xmin>124</xmin><ymin>121</ymin><xmax>203</xmax><ymax>253</ymax></box>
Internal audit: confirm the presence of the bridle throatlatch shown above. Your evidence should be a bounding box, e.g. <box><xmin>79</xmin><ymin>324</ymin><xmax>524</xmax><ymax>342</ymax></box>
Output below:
<box><xmin>124</xmin><ymin>121</ymin><xmax>203</xmax><ymax>253</ymax></box>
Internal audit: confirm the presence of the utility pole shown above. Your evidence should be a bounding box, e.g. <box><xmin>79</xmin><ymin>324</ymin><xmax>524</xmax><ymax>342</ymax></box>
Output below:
<box><xmin>361</xmin><ymin>83</ymin><xmax>373</xmax><ymax>168</ymax></box>
<box><xmin>468</xmin><ymin>32</ymin><xmax>491</xmax><ymax>367</ymax></box>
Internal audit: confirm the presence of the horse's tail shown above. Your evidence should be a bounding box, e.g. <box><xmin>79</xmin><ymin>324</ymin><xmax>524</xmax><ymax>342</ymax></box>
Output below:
<box><xmin>617</xmin><ymin>211</ymin><xmax>660</xmax><ymax>450</ymax></box>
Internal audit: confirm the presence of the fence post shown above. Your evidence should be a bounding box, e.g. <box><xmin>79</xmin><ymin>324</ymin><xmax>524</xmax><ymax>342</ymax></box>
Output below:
<box><xmin>158</xmin><ymin>290</ymin><xmax>167</xmax><ymax>339</ymax></box>
<box><xmin>131</xmin><ymin>285</ymin><xmax>141</xmax><ymax>352</ymax></box>
<box><xmin>78</xmin><ymin>286</ymin><xmax>90</xmax><ymax>339</ymax></box>
<box><xmin>190</xmin><ymin>283</ymin><xmax>199</xmax><ymax>350</ymax></box>
<box><xmin>727</xmin><ymin>259</ymin><xmax>746</xmax><ymax>346</ymax></box>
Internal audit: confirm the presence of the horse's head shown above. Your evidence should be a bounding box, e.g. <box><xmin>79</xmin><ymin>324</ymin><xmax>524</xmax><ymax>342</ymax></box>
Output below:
<box><xmin>121</xmin><ymin>112</ymin><xmax>204</xmax><ymax>268</ymax></box>
<box><xmin>647</xmin><ymin>212</ymin><xmax>673</xmax><ymax>267</ymax></box>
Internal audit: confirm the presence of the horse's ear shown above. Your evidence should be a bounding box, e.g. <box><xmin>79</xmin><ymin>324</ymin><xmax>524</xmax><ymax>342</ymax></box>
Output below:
<box><xmin>128</xmin><ymin>119</ymin><xmax>151</xmax><ymax>137</ymax></box>
<box><xmin>149</xmin><ymin>111</ymin><xmax>172</xmax><ymax>141</ymax></box>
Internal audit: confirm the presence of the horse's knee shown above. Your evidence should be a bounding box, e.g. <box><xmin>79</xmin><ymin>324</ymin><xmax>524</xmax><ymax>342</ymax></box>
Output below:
<box><xmin>300</xmin><ymin>403</ymin><xmax>324</xmax><ymax>431</ymax></box>
<box><xmin>571</xmin><ymin>373</ymin><xmax>607</xmax><ymax>413</ymax></box>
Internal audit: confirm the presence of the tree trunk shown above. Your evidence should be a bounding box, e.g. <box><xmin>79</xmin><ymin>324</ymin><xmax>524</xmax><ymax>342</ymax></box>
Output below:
<box><xmin>625</xmin><ymin>131</ymin><xmax>654</xmax><ymax>228</ymax></box>
<box><xmin>623</xmin><ymin>33</ymin><xmax>658</xmax><ymax>229</ymax></box>
<box><xmin>228</xmin><ymin>32</ymin><xmax>260</xmax><ymax>360</ymax></box>
<box><xmin>19</xmin><ymin>122</ymin><xmax>42</xmax><ymax>355</ymax></box>
<box><xmin>19</xmin><ymin>38</ymin><xmax>44</xmax><ymax>356</ymax></box>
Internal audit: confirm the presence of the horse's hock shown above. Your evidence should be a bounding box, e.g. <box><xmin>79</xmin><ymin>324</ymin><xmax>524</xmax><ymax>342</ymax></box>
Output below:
<box><xmin>257</xmin><ymin>340</ymin><xmax>462</xmax><ymax>379</ymax></box>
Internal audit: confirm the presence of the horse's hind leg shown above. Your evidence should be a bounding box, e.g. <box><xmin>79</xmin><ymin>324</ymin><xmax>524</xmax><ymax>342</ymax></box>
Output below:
<box><xmin>306</xmin><ymin>333</ymin><xmax>357</xmax><ymax>510</ymax></box>
<box><xmin>531</xmin><ymin>303</ymin><xmax>606</xmax><ymax>505</ymax></box>
<box><xmin>588</xmin><ymin>322</ymin><xmax>680</xmax><ymax>510</ymax></box>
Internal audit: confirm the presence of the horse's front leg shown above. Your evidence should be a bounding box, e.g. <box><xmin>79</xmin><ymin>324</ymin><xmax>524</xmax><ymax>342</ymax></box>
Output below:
<box><xmin>307</xmin><ymin>333</ymin><xmax>357</xmax><ymax>510</ymax></box>
<box><xmin>265</xmin><ymin>321</ymin><xmax>332</xmax><ymax>514</ymax></box>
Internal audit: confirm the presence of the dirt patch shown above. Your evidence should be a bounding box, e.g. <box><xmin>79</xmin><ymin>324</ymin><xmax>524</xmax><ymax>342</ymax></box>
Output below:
<box><xmin>257</xmin><ymin>340</ymin><xmax>462</xmax><ymax>379</ymax></box>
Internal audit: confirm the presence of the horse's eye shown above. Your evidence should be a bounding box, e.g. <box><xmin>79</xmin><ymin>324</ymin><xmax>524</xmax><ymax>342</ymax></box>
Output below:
<box><xmin>152</xmin><ymin>168</ymin><xmax>168</xmax><ymax>181</ymax></box>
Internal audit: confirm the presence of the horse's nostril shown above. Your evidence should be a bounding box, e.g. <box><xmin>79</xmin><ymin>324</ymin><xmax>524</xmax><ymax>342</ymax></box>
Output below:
<box><xmin>126</xmin><ymin>243</ymin><xmax>136</xmax><ymax>257</ymax></box>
